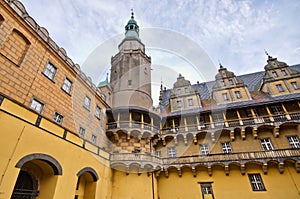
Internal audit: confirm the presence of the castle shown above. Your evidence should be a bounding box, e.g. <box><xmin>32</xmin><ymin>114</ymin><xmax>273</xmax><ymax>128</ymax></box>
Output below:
<box><xmin>0</xmin><ymin>1</ymin><xmax>299</xmax><ymax>199</ymax></box>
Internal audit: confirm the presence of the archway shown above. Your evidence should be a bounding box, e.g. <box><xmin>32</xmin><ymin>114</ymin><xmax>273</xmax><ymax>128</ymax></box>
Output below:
<box><xmin>75</xmin><ymin>167</ymin><xmax>98</xmax><ymax>199</ymax></box>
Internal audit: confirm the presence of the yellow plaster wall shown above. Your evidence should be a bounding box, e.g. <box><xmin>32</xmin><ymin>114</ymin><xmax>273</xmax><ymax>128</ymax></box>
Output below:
<box><xmin>157</xmin><ymin>165</ymin><xmax>300</xmax><ymax>199</ymax></box>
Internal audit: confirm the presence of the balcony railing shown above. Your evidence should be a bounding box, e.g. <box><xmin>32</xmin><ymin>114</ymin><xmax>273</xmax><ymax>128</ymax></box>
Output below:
<box><xmin>107</xmin><ymin>121</ymin><xmax>160</xmax><ymax>134</ymax></box>
<box><xmin>110</xmin><ymin>149</ymin><xmax>300</xmax><ymax>167</ymax></box>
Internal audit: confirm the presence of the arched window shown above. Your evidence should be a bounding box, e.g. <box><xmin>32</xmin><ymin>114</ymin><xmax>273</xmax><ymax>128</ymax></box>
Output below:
<box><xmin>75</xmin><ymin>167</ymin><xmax>98</xmax><ymax>198</ymax></box>
<box><xmin>1</xmin><ymin>29</ymin><xmax>30</xmax><ymax>65</ymax></box>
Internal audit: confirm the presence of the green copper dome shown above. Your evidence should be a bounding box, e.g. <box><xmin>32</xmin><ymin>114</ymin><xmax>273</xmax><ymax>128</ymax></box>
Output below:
<box><xmin>124</xmin><ymin>10</ymin><xmax>140</xmax><ymax>39</ymax></box>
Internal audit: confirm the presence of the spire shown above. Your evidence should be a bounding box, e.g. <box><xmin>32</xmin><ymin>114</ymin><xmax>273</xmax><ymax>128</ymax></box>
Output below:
<box><xmin>124</xmin><ymin>9</ymin><xmax>140</xmax><ymax>40</ymax></box>
<box><xmin>265</xmin><ymin>49</ymin><xmax>273</xmax><ymax>60</ymax></box>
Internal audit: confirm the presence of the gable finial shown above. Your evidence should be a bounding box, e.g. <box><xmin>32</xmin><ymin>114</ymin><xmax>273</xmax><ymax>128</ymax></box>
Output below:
<box><xmin>264</xmin><ymin>49</ymin><xmax>272</xmax><ymax>59</ymax></box>
<box><xmin>218</xmin><ymin>60</ymin><xmax>223</xmax><ymax>69</ymax></box>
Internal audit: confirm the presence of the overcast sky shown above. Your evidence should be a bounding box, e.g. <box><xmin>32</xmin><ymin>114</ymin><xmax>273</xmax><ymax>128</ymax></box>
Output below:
<box><xmin>19</xmin><ymin>0</ymin><xmax>300</xmax><ymax>105</ymax></box>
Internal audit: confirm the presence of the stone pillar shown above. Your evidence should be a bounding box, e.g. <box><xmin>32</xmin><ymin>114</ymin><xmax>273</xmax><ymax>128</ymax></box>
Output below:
<box><xmin>281</xmin><ymin>103</ymin><xmax>291</xmax><ymax>120</ymax></box>
<box><xmin>265</xmin><ymin>106</ymin><xmax>274</xmax><ymax>122</ymax></box>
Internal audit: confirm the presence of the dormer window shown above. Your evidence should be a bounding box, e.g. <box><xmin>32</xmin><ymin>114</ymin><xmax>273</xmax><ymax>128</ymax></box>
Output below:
<box><xmin>177</xmin><ymin>89</ymin><xmax>181</xmax><ymax>95</ymax></box>
<box><xmin>235</xmin><ymin>91</ymin><xmax>242</xmax><ymax>99</ymax></box>
<box><xmin>185</xmin><ymin>88</ymin><xmax>189</xmax><ymax>93</ymax></box>
<box><xmin>177</xmin><ymin>100</ymin><xmax>182</xmax><ymax>108</ymax></box>
<box><xmin>221</xmin><ymin>80</ymin><xmax>226</xmax><ymax>86</ymax></box>
<box><xmin>272</xmin><ymin>71</ymin><xmax>278</xmax><ymax>78</ymax></box>
<box><xmin>281</xmin><ymin>70</ymin><xmax>287</xmax><ymax>76</ymax></box>
<box><xmin>229</xmin><ymin>79</ymin><xmax>234</xmax><ymax>85</ymax></box>
<box><xmin>276</xmin><ymin>84</ymin><xmax>284</xmax><ymax>92</ymax></box>
<box><xmin>291</xmin><ymin>82</ymin><xmax>298</xmax><ymax>90</ymax></box>
<box><xmin>222</xmin><ymin>93</ymin><xmax>229</xmax><ymax>101</ymax></box>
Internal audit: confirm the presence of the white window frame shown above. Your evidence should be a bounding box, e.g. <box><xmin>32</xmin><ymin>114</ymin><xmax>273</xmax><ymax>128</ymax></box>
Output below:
<box><xmin>229</xmin><ymin>79</ymin><xmax>234</xmax><ymax>85</ymax></box>
<box><xmin>200</xmin><ymin>144</ymin><xmax>209</xmax><ymax>156</ymax></box>
<box><xmin>221</xmin><ymin>142</ymin><xmax>232</xmax><ymax>154</ymax></box>
<box><xmin>53</xmin><ymin>112</ymin><xmax>63</xmax><ymax>124</ymax></box>
<box><xmin>167</xmin><ymin>147</ymin><xmax>176</xmax><ymax>158</ymax></box>
<box><xmin>44</xmin><ymin>62</ymin><xmax>57</xmax><ymax>80</ymax></box>
<box><xmin>84</xmin><ymin>96</ymin><xmax>91</xmax><ymax>110</ymax></box>
<box><xmin>30</xmin><ymin>98</ymin><xmax>44</xmax><ymax>113</ymax></box>
<box><xmin>248</xmin><ymin>174</ymin><xmax>266</xmax><ymax>191</ymax></box>
<box><xmin>79</xmin><ymin>127</ymin><xmax>85</xmax><ymax>138</ymax></box>
<box><xmin>154</xmin><ymin>151</ymin><xmax>161</xmax><ymax>157</ymax></box>
<box><xmin>62</xmin><ymin>77</ymin><xmax>72</xmax><ymax>93</ymax></box>
<box><xmin>200</xmin><ymin>183</ymin><xmax>213</xmax><ymax>195</ymax></box>
<box><xmin>287</xmin><ymin>136</ymin><xmax>300</xmax><ymax>149</ymax></box>
<box><xmin>260</xmin><ymin>138</ymin><xmax>274</xmax><ymax>150</ymax></box>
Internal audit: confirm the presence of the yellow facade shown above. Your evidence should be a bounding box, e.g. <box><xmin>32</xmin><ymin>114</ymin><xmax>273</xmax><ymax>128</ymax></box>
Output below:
<box><xmin>0</xmin><ymin>1</ymin><xmax>299</xmax><ymax>199</ymax></box>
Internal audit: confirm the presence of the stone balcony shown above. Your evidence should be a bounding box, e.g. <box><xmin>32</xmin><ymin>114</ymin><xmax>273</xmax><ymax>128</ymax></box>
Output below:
<box><xmin>110</xmin><ymin>148</ymin><xmax>300</xmax><ymax>175</ymax></box>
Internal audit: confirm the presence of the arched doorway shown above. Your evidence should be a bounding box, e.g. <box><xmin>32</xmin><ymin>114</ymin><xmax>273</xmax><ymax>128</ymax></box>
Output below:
<box><xmin>11</xmin><ymin>170</ymin><xmax>38</xmax><ymax>199</ymax></box>
<box><xmin>75</xmin><ymin>167</ymin><xmax>98</xmax><ymax>199</ymax></box>
<box><xmin>11</xmin><ymin>153</ymin><xmax>62</xmax><ymax>199</ymax></box>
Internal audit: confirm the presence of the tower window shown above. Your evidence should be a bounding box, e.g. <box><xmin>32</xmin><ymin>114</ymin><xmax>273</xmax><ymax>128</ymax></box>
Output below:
<box><xmin>30</xmin><ymin>98</ymin><xmax>44</xmax><ymax>113</ymax></box>
<box><xmin>260</xmin><ymin>138</ymin><xmax>274</xmax><ymax>150</ymax></box>
<box><xmin>221</xmin><ymin>142</ymin><xmax>232</xmax><ymax>154</ymax></box>
<box><xmin>291</xmin><ymin>82</ymin><xmax>298</xmax><ymax>90</ymax></box>
<box><xmin>185</xmin><ymin>88</ymin><xmax>189</xmax><ymax>93</ymax></box>
<box><xmin>281</xmin><ymin>70</ymin><xmax>287</xmax><ymax>76</ymax></box>
<box><xmin>287</xmin><ymin>136</ymin><xmax>300</xmax><ymax>148</ymax></box>
<box><xmin>272</xmin><ymin>71</ymin><xmax>278</xmax><ymax>77</ymax></box>
<box><xmin>53</xmin><ymin>112</ymin><xmax>63</xmax><ymax>124</ymax></box>
<box><xmin>128</xmin><ymin>80</ymin><xmax>132</xmax><ymax>86</ymax></box>
<box><xmin>222</xmin><ymin>93</ymin><xmax>229</xmax><ymax>101</ymax></box>
<box><xmin>62</xmin><ymin>77</ymin><xmax>72</xmax><ymax>94</ymax></box>
<box><xmin>177</xmin><ymin>89</ymin><xmax>181</xmax><ymax>95</ymax></box>
<box><xmin>235</xmin><ymin>91</ymin><xmax>242</xmax><ymax>99</ymax></box>
<box><xmin>276</xmin><ymin>84</ymin><xmax>284</xmax><ymax>92</ymax></box>
<box><xmin>84</xmin><ymin>96</ymin><xmax>91</xmax><ymax>110</ymax></box>
<box><xmin>248</xmin><ymin>174</ymin><xmax>266</xmax><ymax>191</ymax></box>
<box><xmin>167</xmin><ymin>147</ymin><xmax>176</xmax><ymax>158</ymax></box>
<box><xmin>229</xmin><ymin>79</ymin><xmax>234</xmax><ymax>85</ymax></box>
<box><xmin>43</xmin><ymin>62</ymin><xmax>57</xmax><ymax>80</ymax></box>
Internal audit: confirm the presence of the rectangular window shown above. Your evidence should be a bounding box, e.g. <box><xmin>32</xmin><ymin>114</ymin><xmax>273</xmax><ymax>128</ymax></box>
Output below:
<box><xmin>272</xmin><ymin>71</ymin><xmax>278</xmax><ymax>78</ymax></box>
<box><xmin>221</xmin><ymin>142</ymin><xmax>232</xmax><ymax>154</ymax></box>
<box><xmin>229</xmin><ymin>79</ymin><xmax>234</xmax><ymax>85</ymax></box>
<box><xmin>78</xmin><ymin>127</ymin><xmax>85</xmax><ymax>138</ymax></box>
<box><xmin>200</xmin><ymin>182</ymin><xmax>213</xmax><ymax>196</ymax></box>
<box><xmin>188</xmin><ymin>98</ymin><xmax>193</xmax><ymax>106</ymax></box>
<box><xmin>154</xmin><ymin>151</ymin><xmax>161</xmax><ymax>157</ymax></box>
<box><xmin>222</xmin><ymin>93</ymin><xmax>229</xmax><ymax>101</ymax></box>
<box><xmin>221</xmin><ymin>80</ymin><xmax>226</xmax><ymax>86</ymax></box>
<box><xmin>30</xmin><ymin>98</ymin><xmax>44</xmax><ymax>113</ymax></box>
<box><xmin>291</xmin><ymin>82</ymin><xmax>298</xmax><ymax>90</ymax></box>
<box><xmin>43</xmin><ymin>62</ymin><xmax>57</xmax><ymax>80</ymax></box>
<box><xmin>177</xmin><ymin>100</ymin><xmax>182</xmax><ymax>108</ymax></box>
<box><xmin>62</xmin><ymin>77</ymin><xmax>72</xmax><ymax>93</ymax></box>
<box><xmin>281</xmin><ymin>70</ymin><xmax>287</xmax><ymax>76</ymax></box>
<box><xmin>260</xmin><ymin>138</ymin><xmax>274</xmax><ymax>150</ymax></box>
<box><xmin>235</xmin><ymin>91</ymin><xmax>242</xmax><ymax>99</ymax></box>
<box><xmin>84</xmin><ymin>96</ymin><xmax>91</xmax><ymax>110</ymax></box>
<box><xmin>95</xmin><ymin>105</ymin><xmax>101</xmax><ymax>119</ymax></box>
<box><xmin>177</xmin><ymin>89</ymin><xmax>181</xmax><ymax>95</ymax></box>
<box><xmin>276</xmin><ymin>84</ymin><xmax>284</xmax><ymax>92</ymax></box>
<box><xmin>185</xmin><ymin>87</ymin><xmax>189</xmax><ymax>93</ymax></box>
<box><xmin>91</xmin><ymin>134</ymin><xmax>97</xmax><ymax>144</ymax></box>
<box><xmin>248</xmin><ymin>174</ymin><xmax>266</xmax><ymax>191</ymax></box>
<box><xmin>287</xmin><ymin>136</ymin><xmax>300</xmax><ymax>149</ymax></box>
<box><xmin>53</xmin><ymin>112</ymin><xmax>63</xmax><ymax>124</ymax></box>
<box><xmin>270</xmin><ymin>105</ymin><xmax>284</xmax><ymax>115</ymax></box>
<box><xmin>200</xmin><ymin>144</ymin><xmax>209</xmax><ymax>156</ymax></box>
<box><xmin>167</xmin><ymin>147</ymin><xmax>176</xmax><ymax>158</ymax></box>
<box><xmin>128</xmin><ymin>80</ymin><xmax>132</xmax><ymax>86</ymax></box>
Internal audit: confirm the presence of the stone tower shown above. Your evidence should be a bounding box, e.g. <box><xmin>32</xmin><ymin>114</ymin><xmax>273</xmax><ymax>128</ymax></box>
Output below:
<box><xmin>110</xmin><ymin>11</ymin><xmax>152</xmax><ymax>110</ymax></box>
